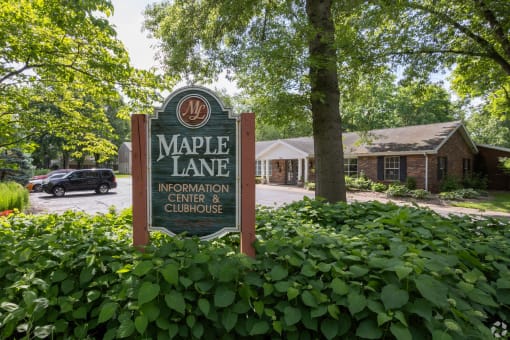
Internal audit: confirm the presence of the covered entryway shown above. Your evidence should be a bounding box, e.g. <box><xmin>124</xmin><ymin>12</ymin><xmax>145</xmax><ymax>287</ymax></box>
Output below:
<box><xmin>255</xmin><ymin>138</ymin><xmax>314</xmax><ymax>186</ymax></box>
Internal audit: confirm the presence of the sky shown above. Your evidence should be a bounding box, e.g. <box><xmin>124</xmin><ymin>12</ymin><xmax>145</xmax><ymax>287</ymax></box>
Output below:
<box><xmin>108</xmin><ymin>0</ymin><xmax>238</xmax><ymax>94</ymax></box>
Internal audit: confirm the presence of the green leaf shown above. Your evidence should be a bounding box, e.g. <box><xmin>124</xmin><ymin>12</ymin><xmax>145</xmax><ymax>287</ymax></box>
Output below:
<box><xmin>138</xmin><ymin>282</ymin><xmax>160</xmax><ymax>305</ymax></box>
<box><xmin>331</xmin><ymin>278</ymin><xmax>349</xmax><ymax>295</ymax></box>
<box><xmin>34</xmin><ymin>325</ymin><xmax>55</xmax><ymax>339</ymax></box>
<box><xmin>321</xmin><ymin>318</ymin><xmax>340</xmax><ymax>340</ymax></box>
<box><xmin>249</xmin><ymin>320</ymin><xmax>270</xmax><ymax>335</ymax></box>
<box><xmin>98</xmin><ymin>302</ymin><xmax>118</xmax><ymax>324</ymax></box>
<box><xmin>116</xmin><ymin>319</ymin><xmax>135</xmax><ymax>338</ymax></box>
<box><xmin>347</xmin><ymin>291</ymin><xmax>367</xmax><ymax>315</ymax></box>
<box><xmin>381</xmin><ymin>284</ymin><xmax>409</xmax><ymax>310</ymax></box>
<box><xmin>301</xmin><ymin>290</ymin><xmax>318</xmax><ymax>307</ymax></box>
<box><xmin>284</xmin><ymin>306</ymin><xmax>301</xmax><ymax>326</ymax></box>
<box><xmin>349</xmin><ymin>265</ymin><xmax>369</xmax><ymax>277</ymax></box>
<box><xmin>87</xmin><ymin>290</ymin><xmax>101</xmax><ymax>302</ymax></box>
<box><xmin>287</xmin><ymin>287</ymin><xmax>300</xmax><ymax>300</ymax></box>
<box><xmin>198</xmin><ymin>298</ymin><xmax>210</xmax><ymax>316</ymax></box>
<box><xmin>160</xmin><ymin>263</ymin><xmax>179</xmax><ymax>286</ymax></box>
<box><xmin>192</xmin><ymin>323</ymin><xmax>204</xmax><ymax>338</ymax></box>
<box><xmin>221</xmin><ymin>309</ymin><xmax>238</xmax><ymax>332</ymax></box>
<box><xmin>269</xmin><ymin>265</ymin><xmax>288</xmax><ymax>280</ymax></box>
<box><xmin>327</xmin><ymin>304</ymin><xmax>340</xmax><ymax>320</ymax></box>
<box><xmin>390</xmin><ymin>322</ymin><xmax>412</xmax><ymax>340</ymax></box>
<box><xmin>135</xmin><ymin>315</ymin><xmax>148</xmax><ymax>334</ymax></box>
<box><xmin>133</xmin><ymin>261</ymin><xmax>154</xmax><ymax>276</ymax></box>
<box><xmin>214</xmin><ymin>285</ymin><xmax>236</xmax><ymax>308</ymax></box>
<box><xmin>140</xmin><ymin>302</ymin><xmax>160</xmax><ymax>321</ymax></box>
<box><xmin>72</xmin><ymin>306</ymin><xmax>87</xmax><ymax>319</ymax></box>
<box><xmin>415</xmin><ymin>275</ymin><xmax>448</xmax><ymax>307</ymax></box>
<box><xmin>356</xmin><ymin>318</ymin><xmax>383</xmax><ymax>339</ymax></box>
<box><xmin>377</xmin><ymin>312</ymin><xmax>392</xmax><ymax>326</ymax></box>
<box><xmin>165</xmin><ymin>291</ymin><xmax>186</xmax><ymax>315</ymax></box>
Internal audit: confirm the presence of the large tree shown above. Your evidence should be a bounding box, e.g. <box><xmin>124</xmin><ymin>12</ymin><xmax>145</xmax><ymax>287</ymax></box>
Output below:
<box><xmin>0</xmin><ymin>0</ymin><xmax>166</xmax><ymax>160</ymax></box>
<box><xmin>144</xmin><ymin>0</ymin><xmax>347</xmax><ymax>202</ymax></box>
<box><xmin>353</xmin><ymin>0</ymin><xmax>510</xmax><ymax>120</ymax></box>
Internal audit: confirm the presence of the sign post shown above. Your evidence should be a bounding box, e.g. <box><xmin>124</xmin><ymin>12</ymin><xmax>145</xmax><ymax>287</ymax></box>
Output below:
<box><xmin>132</xmin><ymin>86</ymin><xmax>255</xmax><ymax>255</ymax></box>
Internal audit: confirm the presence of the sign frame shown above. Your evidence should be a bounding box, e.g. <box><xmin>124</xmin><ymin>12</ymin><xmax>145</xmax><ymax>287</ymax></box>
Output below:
<box><xmin>147</xmin><ymin>86</ymin><xmax>241</xmax><ymax>240</ymax></box>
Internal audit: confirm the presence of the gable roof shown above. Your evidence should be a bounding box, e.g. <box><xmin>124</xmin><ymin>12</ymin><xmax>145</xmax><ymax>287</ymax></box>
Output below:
<box><xmin>255</xmin><ymin>121</ymin><xmax>478</xmax><ymax>159</ymax></box>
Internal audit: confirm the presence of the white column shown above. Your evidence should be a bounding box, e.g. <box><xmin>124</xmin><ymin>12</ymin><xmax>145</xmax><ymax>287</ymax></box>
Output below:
<box><xmin>304</xmin><ymin>157</ymin><xmax>309</xmax><ymax>183</ymax></box>
<box><xmin>260</xmin><ymin>159</ymin><xmax>265</xmax><ymax>179</ymax></box>
<box><xmin>265</xmin><ymin>160</ymin><xmax>270</xmax><ymax>183</ymax></box>
<box><xmin>298</xmin><ymin>158</ymin><xmax>303</xmax><ymax>183</ymax></box>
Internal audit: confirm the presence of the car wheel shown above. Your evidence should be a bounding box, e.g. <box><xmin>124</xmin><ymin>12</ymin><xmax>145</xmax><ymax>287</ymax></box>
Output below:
<box><xmin>52</xmin><ymin>186</ymin><xmax>65</xmax><ymax>197</ymax></box>
<box><xmin>96</xmin><ymin>184</ymin><xmax>110</xmax><ymax>194</ymax></box>
<box><xmin>33</xmin><ymin>184</ymin><xmax>42</xmax><ymax>192</ymax></box>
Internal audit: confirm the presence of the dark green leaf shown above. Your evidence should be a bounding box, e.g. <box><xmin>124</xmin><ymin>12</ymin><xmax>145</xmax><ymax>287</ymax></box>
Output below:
<box><xmin>381</xmin><ymin>284</ymin><xmax>409</xmax><ymax>310</ymax></box>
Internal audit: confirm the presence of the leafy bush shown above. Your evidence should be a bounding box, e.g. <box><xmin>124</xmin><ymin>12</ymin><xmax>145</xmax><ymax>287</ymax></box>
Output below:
<box><xmin>345</xmin><ymin>174</ymin><xmax>373</xmax><ymax>191</ymax></box>
<box><xmin>305</xmin><ymin>181</ymin><xmax>315</xmax><ymax>191</ymax></box>
<box><xmin>0</xmin><ymin>202</ymin><xmax>509</xmax><ymax>339</ymax></box>
<box><xmin>371</xmin><ymin>182</ymin><xmax>387</xmax><ymax>192</ymax></box>
<box><xmin>440</xmin><ymin>175</ymin><xmax>462</xmax><ymax>192</ymax></box>
<box><xmin>0</xmin><ymin>181</ymin><xmax>29</xmax><ymax>211</ymax></box>
<box><xmin>409</xmin><ymin>189</ymin><xmax>430</xmax><ymax>199</ymax></box>
<box><xmin>385</xmin><ymin>183</ymin><xmax>410</xmax><ymax>197</ymax></box>
<box><xmin>462</xmin><ymin>173</ymin><xmax>488</xmax><ymax>190</ymax></box>
<box><xmin>405</xmin><ymin>176</ymin><xmax>417</xmax><ymax>190</ymax></box>
<box><xmin>439</xmin><ymin>188</ymin><xmax>482</xmax><ymax>201</ymax></box>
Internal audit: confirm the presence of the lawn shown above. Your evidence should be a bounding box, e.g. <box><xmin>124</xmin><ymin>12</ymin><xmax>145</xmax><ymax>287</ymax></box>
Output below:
<box><xmin>450</xmin><ymin>191</ymin><xmax>510</xmax><ymax>213</ymax></box>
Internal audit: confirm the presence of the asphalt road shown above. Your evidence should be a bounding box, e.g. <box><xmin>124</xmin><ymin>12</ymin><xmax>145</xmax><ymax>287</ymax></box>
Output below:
<box><xmin>28</xmin><ymin>178</ymin><xmax>510</xmax><ymax>219</ymax></box>
<box><xmin>29</xmin><ymin>178</ymin><xmax>315</xmax><ymax>215</ymax></box>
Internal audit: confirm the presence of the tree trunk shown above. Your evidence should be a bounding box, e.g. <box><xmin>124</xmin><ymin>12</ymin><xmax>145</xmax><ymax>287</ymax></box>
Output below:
<box><xmin>306</xmin><ymin>0</ymin><xmax>346</xmax><ymax>202</ymax></box>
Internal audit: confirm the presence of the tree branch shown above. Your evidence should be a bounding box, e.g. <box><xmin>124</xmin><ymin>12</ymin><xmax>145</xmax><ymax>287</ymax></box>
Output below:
<box><xmin>408</xmin><ymin>2</ymin><xmax>510</xmax><ymax>75</ymax></box>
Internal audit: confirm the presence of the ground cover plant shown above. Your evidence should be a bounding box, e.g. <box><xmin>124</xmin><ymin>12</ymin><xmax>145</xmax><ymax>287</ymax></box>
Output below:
<box><xmin>0</xmin><ymin>201</ymin><xmax>509</xmax><ymax>339</ymax></box>
<box><xmin>0</xmin><ymin>181</ymin><xmax>29</xmax><ymax>212</ymax></box>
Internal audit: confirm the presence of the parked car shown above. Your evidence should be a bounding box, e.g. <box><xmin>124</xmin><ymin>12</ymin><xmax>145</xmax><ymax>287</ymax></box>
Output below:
<box><xmin>42</xmin><ymin>169</ymin><xmax>117</xmax><ymax>197</ymax></box>
<box><xmin>27</xmin><ymin>173</ymin><xmax>67</xmax><ymax>192</ymax></box>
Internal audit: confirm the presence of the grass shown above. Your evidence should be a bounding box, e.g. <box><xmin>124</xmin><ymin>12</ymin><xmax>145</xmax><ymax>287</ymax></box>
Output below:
<box><xmin>450</xmin><ymin>191</ymin><xmax>510</xmax><ymax>213</ymax></box>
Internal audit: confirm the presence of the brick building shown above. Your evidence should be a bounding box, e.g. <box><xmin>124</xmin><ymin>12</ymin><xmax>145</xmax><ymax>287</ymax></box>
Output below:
<box><xmin>256</xmin><ymin>121</ymin><xmax>510</xmax><ymax>193</ymax></box>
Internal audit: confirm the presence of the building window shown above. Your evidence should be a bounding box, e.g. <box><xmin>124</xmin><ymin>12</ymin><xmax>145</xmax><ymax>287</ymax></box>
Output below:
<box><xmin>344</xmin><ymin>158</ymin><xmax>358</xmax><ymax>177</ymax></box>
<box><xmin>384</xmin><ymin>156</ymin><xmax>400</xmax><ymax>181</ymax></box>
<box><xmin>438</xmin><ymin>157</ymin><xmax>448</xmax><ymax>180</ymax></box>
<box><xmin>462</xmin><ymin>158</ymin><xmax>471</xmax><ymax>177</ymax></box>
<box><xmin>255</xmin><ymin>160</ymin><xmax>272</xmax><ymax>177</ymax></box>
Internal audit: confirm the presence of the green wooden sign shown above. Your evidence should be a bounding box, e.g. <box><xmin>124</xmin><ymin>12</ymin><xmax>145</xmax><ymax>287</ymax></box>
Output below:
<box><xmin>148</xmin><ymin>86</ymin><xmax>239</xmax><ymax>240</ymax></box>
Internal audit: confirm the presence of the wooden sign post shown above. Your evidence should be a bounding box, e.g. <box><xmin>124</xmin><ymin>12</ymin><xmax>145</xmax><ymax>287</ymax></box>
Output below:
<box><xmin>131</xmin><ymin>86</ymin><xmax>255</xmax><ymax>256</ymax></box>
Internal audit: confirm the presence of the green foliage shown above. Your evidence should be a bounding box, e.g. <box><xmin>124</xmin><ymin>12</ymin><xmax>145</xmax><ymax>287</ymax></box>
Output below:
<box><xmin>409</xmin><ymin>189</ymin><xmax>430</xmax><ymax>200</ymax></box>
<box><xmin>1</xmin><ymin>202</ymin><xmax>508</xmax><ymax>338</ymax></box>
<box><xmin>371</xmin><ymin>182</ymin><xmax>387</xmax><ymax>193</ymax></box>
<box><xmin>439</xmin><ymin>189</ymin><xmax>482</xmax><ymax>201</ymax></box>
<box><xmin>0</xmin><ymin>182</ymin><xmax>29</xmax><ymax>212</ymax></box>
<box><xmin>305</xmin><ymin>182</ymin><xmax>316</xmax><ymax>191</ymax></box>
<box><xmin>385</xmin><ymin>184</ymin><xmax>410</xmax><ymax>197</ymax></box>
<box><xmin>345</xmin><ymin>174</ymin><xmax>373</xmax><ymax>191</ymax></box>
<box><xmin>440</xmin><ymin>176</ymin><xmax>462</xmax><ymax>192</ymax></box>
<box><xmin>462</xmin><ymin>173</ymin><xmax>488</xmax><ymax>191</ymax></box>
<box><xmin>405</xmin><ymin>177</ymin><xmax>417</xmax><ymax>190</ymax></box>
<box><xmin>499</xmin><ymin>158</ymin><xmax>510</xmax><ymax>175</ymax></box>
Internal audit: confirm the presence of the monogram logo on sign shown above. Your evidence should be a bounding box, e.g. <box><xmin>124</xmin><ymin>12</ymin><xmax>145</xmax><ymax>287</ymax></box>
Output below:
<box><xmin>176</xmin><ymin>95</ymin><xmax>211</xmax><ymax>128</ymax></box>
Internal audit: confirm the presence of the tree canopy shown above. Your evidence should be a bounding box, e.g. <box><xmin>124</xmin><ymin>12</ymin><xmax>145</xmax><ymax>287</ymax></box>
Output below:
<box><xmin>0</xmin><ymin>0</ymin><xmax>167</xmax><ymax>164</ymax></box>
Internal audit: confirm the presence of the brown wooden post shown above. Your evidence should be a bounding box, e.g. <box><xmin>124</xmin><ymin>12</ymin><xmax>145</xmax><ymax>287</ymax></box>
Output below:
<box><xmin>240</xmin><ymin>113</ymin><xmax>256</xmax><ymax>257</ymax></box>
<box><xmin>131</xmin><ymin>114</ymin><xmax>149</xmax><ymax>249</ymax></box>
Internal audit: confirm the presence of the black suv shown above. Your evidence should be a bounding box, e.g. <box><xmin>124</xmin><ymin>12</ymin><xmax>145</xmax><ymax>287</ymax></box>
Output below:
<box><xmin>42</xmin><ymin>169</ymin><xmax>117</xmax><ymax>197</ymax></box>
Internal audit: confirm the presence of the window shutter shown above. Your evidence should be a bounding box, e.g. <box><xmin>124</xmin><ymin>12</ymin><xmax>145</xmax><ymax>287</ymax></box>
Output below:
<box><xmin>377</xmin><ymin>156</ymin><xmax>384</xmax><ymax>180</ymax></box>
<box><xmin>400</xmin><ymin>156</ymin><xmax>407</xmax><ymax>182</ymax></box>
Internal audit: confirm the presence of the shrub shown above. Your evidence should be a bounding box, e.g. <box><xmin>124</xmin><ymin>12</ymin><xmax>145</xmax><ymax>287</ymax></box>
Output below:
<box><xmin>0</xmin><ymin>203</ymin><xmax>508</xmax><ymax>339</ymax></box>
<box><xmin>440</xmin><ymin>175</ymin><xmax>462</xmax><ymax>192</ymax></box>
<box><xmin>0</xmin><ymin>181</ymin><xmax>29</xmax><ymax>211</ymax></box>
<box><xmin>405</xmin><ymin>176</ymin><xmax>417</xmax><ymax>190</ymax></box>
<box><xmin>462</xmin><ymin>173</ymin><xmax>488</xmax><ymax>190</ymax></box>
<box><xmin>370</xmin><ymin>182</ymin><xmax>387</xmax><ymax>192</ymax></box>
<box><xmin>385</xmin><ymin>183</ymin><xmax>410</xmax><ymax>197</ymax></box>
<box><xmin>409</xmin><ymin>189</ymin><xmax>430</xmax><ymax>199</ymax></box>
<box><xmin>345</xmin><ymin>174</ymin><xmax>373</xmax><ymax>191</ymax></box>
<box><xmin>439</xmin><ymin>188</ymin><xmax>482</xmax><ymax>200</ymax></box>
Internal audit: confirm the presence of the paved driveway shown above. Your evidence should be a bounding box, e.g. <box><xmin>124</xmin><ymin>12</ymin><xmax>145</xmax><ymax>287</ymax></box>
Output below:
<box><xmin>29</xmin><ymin>178</ymin><xmax>509</xmax><ymax>219</ymax></box>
